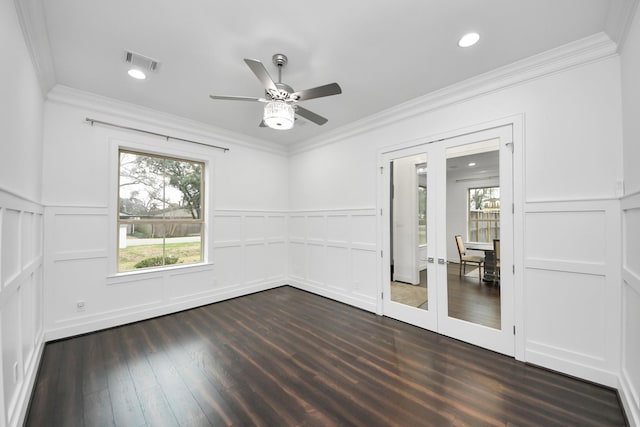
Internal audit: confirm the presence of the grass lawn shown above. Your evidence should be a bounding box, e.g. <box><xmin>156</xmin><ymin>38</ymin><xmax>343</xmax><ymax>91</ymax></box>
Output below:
<box><xmin>118</xmin><ymin>241</ymin><xmax>202</xmax><ymax>271</ymax></box>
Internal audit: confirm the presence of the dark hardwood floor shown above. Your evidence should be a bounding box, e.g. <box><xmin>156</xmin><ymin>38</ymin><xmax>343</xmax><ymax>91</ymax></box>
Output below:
<box><xmin>26</xmin><ymin>286</ymin><xmax>626</xmax><ymax>426</ymax></box>
<box><xmin>447</xmin><ymin>263</ymin><xmax>501</xmax><ymax>329</ymax></box>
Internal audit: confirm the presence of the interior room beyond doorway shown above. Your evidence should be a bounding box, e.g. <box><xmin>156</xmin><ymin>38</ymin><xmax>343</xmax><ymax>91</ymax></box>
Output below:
<box><xmin>391</xmin><ymin>263</ymin><xmax>500</xmax><ymax>329</ymax></box>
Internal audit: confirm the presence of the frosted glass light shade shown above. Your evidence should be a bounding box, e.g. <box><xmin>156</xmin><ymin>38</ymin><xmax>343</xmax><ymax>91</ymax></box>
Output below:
<box><xmin>263</xmin><ymin>101</ymin><xmax>294</xmax><ymax>130</ymax></box>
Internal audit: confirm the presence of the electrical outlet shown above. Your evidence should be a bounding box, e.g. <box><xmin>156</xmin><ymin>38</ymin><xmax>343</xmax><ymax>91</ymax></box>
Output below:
<box><xmin>76</xmin><ymin>300</ymin><xmax>86</xmax><ymax>311</ymax></box>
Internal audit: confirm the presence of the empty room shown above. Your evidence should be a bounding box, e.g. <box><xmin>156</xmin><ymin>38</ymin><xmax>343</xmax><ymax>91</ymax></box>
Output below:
<box><xmin>1</xmin><ymin>0</ymin><xmax>640</xmax><ymax>426</ymax></box>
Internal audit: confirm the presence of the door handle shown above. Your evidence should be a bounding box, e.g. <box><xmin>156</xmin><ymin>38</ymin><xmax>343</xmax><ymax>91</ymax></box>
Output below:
<box><xmin>438</xmin><ymin>258</ymin><xmax>446</xmax><ymax>265</ymax></box>
<box><xmin>427</xmin><ymin>257</ymin><xmax>434</xmax><ymax>264</ymax></box>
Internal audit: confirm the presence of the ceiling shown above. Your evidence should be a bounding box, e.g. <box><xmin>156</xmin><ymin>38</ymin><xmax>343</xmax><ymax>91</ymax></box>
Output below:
<box><xmin>33</xmin><ymin>0</ymin><xmax>625</xmax><ymax>146</ymax></box>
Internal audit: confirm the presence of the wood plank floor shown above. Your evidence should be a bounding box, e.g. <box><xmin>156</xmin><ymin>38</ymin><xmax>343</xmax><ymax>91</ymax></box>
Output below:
<box><xmin>447</xmin><ymin>263</ymin><xmax>501</xmax><ymax>329</ymax></box>
<box><xmin>26</xmin><ymin>286</ymin><xmax>627</xmax><ymax>426</ymax></box>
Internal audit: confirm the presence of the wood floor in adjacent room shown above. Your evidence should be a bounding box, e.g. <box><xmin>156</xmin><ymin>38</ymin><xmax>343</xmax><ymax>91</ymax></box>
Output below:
<box><xmin>26</xmin><ymin>286</ymin><xmax>627</xmax><ymax>426</ymax></box>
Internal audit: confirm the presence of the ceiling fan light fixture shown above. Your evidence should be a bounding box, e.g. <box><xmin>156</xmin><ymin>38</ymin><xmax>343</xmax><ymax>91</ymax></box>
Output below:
<box><xmin>263</xmin><ymin>100</ymin><xmax>294</xmax><ymax>130</ymax></box>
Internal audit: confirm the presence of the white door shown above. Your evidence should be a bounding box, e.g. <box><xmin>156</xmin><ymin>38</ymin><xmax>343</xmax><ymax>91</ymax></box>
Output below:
<box><xmin>381</xmin><ymin>125</ymin><xmax>514</xmax><ymax>356</ymax></box>
<box><xmin>382</xmin><ymin>146</ymin><xmax>437</xmax><ymax>330</ymax></box>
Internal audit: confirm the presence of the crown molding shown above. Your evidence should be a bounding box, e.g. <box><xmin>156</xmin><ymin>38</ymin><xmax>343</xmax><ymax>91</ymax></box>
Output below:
<box><xmin>46</xmin><ymin>85</ymin><xmax>288</xmax><ymax>156</ymax></box>
<box><xmin>290</xmin><ymin>32</ymin><xmax>618</xmax><ymax>156</ymax></box>
<box><xmin>14</xmin><ymin>0</ymin><xmax>56</xmax><ymax>96</ymax></box>
<box><xmin>605</xmin><ymin>0</ymin><xmax>639</xmax><ymax>51</ymax></box>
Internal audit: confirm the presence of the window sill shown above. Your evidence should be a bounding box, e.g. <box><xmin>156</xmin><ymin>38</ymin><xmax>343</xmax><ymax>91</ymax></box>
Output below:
<box><xmin>107</xmin><ymin>262</ymin><xmax>214</xmax><ymax>283</ymax></box>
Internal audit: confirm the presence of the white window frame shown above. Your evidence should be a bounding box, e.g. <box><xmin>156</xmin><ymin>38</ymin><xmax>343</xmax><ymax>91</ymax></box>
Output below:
<box><xmin>107</xmin><ymin>137</ymin><xmax>214</xmax><ymax>278</ymax></box>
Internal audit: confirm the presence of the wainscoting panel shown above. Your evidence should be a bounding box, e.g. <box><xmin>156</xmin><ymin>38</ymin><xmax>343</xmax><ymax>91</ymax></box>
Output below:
<box><xmin>525</xmin><ymin>269</ymin><xmax>606</xmax><ymax>360</ymax></box>
<box><xmin>44</xmin><ymin>208</ymin><xmax>287</xmax><ymax>341</ymax></box>
<box><xmin>0</xmin><ymin>190</ymin><xmax>44</xmax><ymax>427</ymax></box>
<box><xmin>213</xmin><ymin>210</ymin><xmax>287</xmax><ymax>289</ymax></box>
<box><xmin>620</xmin><ymin>193</ymin><xmax>640</xmax><ymax>426</ymax></box>
<box><xmin>2</xmin><ymin>209</ymin><xmax>21</xmax><ymax>286</ymax></box>
<box><xmin>326</xmin><ymin>245</ymin><xmax>350</xmax><ymax>292</ymax></box>
<box><xmin>289</xmin><ymin>241</ymin><xmax>305</xmax><ymax>280</ymax></box>
<box><xmin>167</xmin><ymin>266</ymin><xmax>217</xmax><ymax>302</ymax></box>
<box><xmin>287</xmin><ymin>209</ymin><xmax>377</xmax><ymax>312</ymax></box>
<box><xmin>523</xmin><ymin>199</ymin><xmax>620</xmax><ymax>387</ymax></box>
<box><xmin>525</xmin><ymin>210</ymin><xmax>606</xmax><ymax>264</ymax></box>
<box><xmin>213</xmin><ymin>245</ymin><xmax>243</xmax><ymax>287</ymax></box>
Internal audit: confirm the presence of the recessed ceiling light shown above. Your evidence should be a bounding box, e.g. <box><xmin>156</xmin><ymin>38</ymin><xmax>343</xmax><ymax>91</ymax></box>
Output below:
<box><xmin>468</xmin><ymin>162</ymin><xmax>476</xmax><ymax>167</ymax></box>
<box><xmin>127</xmin><ymin>68</ymin><xmax>147</xmax><ymax>80</ymax></box>
<box><xmin>458</xmin><ymin>32</ymin><xmax>480</xmax><ymax>48</ymax></box>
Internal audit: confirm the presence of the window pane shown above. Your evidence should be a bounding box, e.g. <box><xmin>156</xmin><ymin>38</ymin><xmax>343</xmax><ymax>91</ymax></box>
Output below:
<box><xmin>118</xmin><ymin>224</ymin><xmax>165</xmax><ymax>271</ymax></box>
<box><xmin>119</xmin><ymin>152</ymin><xmax>203</xmax><ymax>220</ymax></box>
<box><xmin>119</xmin><ymin>152</ymin><xmax>166</xmax><ymax>219</ymax></box>
<box><xmin>164</xmin><ymin>161</ymin><xmax>202</xmax><ymax>219</ymax></box>
<box><xmin>118</xmin><ymin>223</ymin><xmax>203</xmax><ymax>272</ymax></box>
<box><xmin>118</xmin><ymin>149</ymin><xmax>204</xmax><ymax>272</ymax></box>
<box><xmin>468</xmin><ymin>186</ymin><xmax>500</xmax><ymax>243</ymax></box>
<box><xmin>165</xmin><ymin>224</ymin><xmax>202</xmax><ymax>264</ymax></box>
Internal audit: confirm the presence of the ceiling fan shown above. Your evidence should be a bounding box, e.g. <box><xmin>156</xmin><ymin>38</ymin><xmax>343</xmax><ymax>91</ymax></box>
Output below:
<box><xmin>209</xmin><ymin>53</ymin><xmax>342</xmax><ymax>130</ymax></box>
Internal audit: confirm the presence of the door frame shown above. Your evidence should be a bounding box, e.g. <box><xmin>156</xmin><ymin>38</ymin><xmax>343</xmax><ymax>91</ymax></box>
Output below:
<box><xmin>376</xmin><ymin>115</ymin><xmax>525</xmax><ymax>361</ymax></box>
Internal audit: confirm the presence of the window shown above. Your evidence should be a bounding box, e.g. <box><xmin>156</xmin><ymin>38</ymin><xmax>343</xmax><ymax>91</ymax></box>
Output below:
<box><xmin>118</xmin><ymin>150</ymin><xmax>204</xmax><ymax>272</ymax></box>
<box><xmin>468</xmin><ymin>186</ymin><xmax>500</xmax><ymax>243</ymax></box>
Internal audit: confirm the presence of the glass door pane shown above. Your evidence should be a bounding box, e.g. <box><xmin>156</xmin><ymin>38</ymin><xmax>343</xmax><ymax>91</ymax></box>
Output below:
<box><xmin>382</xmin><ymin>147</ymin><xmax>437</xmax><ymax>331</ymax></box>
<box><xmin>445</xmin><ymin>139</ymin><xmax>501</xmax><ymax>329</ymax></box>
<box><xmin>390</xmin><ymin>153</ymin><xmax>428</xmax><ymax>309</ymax></box>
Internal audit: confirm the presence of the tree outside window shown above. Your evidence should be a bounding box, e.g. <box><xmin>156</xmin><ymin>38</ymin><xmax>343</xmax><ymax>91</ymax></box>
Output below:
<box><xmin>468</xmin><ymin>186</ymin><xmax>500</xmax><ymax>243</ymax></box>
<box><xmin>118</xmin><ymin>150</ymin><xmax>204</xmax><ymax>272</ymax></box>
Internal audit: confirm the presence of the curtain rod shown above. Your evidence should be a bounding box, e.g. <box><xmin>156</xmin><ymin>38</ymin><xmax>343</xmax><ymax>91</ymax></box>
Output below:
<box><xmin>85</xmin><ymin>118</ymin><xmax>229</xmax><ymax>152</ymax></box>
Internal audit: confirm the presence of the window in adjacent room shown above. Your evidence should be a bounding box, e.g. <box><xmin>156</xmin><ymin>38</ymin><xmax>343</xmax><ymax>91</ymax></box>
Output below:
<box><xmin>468</xmin><ymin>186</ymin><xmax>500</xmax><ymax>243</ymax></box>
<box><xmin>118</xmin><ymin>149</ymin><xmax>204</xmax><ymax>272</ymax></box>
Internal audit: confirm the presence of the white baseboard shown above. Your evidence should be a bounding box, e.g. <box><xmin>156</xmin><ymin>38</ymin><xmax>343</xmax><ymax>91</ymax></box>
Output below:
<box><xmin>45</xmin><ymin>280</ymin><xmax>286</xmax><ymax>341</ymax></box>
<box><xmin>287</xmin><ymin>279</ymin><xmax>377</xmax><ymax>313</ymax></box>
<box><xmin>525</xmin><ymin>348</ymin><xmax>619</xmax><ymax>388</ymax></box>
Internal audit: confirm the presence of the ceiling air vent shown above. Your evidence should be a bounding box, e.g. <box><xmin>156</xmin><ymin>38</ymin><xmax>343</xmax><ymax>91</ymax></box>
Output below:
<box><xmin>124</xmin><ymin>50</ymin><xmax>160</xmax><ymax>72</ymax></box>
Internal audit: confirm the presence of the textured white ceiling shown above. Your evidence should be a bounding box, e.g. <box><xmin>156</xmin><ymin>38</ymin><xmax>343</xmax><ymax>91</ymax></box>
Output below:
<box><xmin>38</xmin><ymin>0</ymin><xmax>619</xmax><ymax>146</ymax></box>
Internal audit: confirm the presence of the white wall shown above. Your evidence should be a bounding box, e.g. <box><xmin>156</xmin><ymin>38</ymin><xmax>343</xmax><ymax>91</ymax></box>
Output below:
<box><xmin>0</xmin><ymin>1</ymin><xmax>45</xmax><ymax>427</ymax></box>
<box><xmin>290</xmin><ymin>38</ymin><xmax>623</xmax><ymax>388</ymax></box>
<box><xmin>41</xmin><ymin>90</ymin><xmax>290</xmax><ymax>340</ymax></box>
<box><xmin>620</xmin><ymin>4</ymin><xmax>640</xmax><ymax>426</ymax></box>
<box><xmin>392</xmin><ymin>156</ymin><xmax>420</xmax><ymax>284</ymax></box>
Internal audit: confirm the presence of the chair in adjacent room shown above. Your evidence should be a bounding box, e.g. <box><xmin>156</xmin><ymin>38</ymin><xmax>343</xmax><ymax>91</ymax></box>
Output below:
<box><xmin>493</xmin><ymin>239</ymin><xmax>501</xmax><ymax>283</ymax></box>
<box><xmin>454</xmin><ymin>235</ymin><xmax>484</xmax><ymax>280</ymax></box>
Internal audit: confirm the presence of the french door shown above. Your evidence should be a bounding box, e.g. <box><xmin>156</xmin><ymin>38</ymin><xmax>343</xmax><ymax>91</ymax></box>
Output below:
<box><xmin>381</xmin><ymin>126</ymin><xmax>514</xmax><ymax>356</ymax></box>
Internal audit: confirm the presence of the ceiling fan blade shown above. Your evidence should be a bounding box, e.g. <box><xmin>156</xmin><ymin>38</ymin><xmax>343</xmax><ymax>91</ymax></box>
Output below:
<box><xmin>295</xmin><ymin>106</ymin><xmax>328</xmax><ymax>126</ymax></box>
<box><xmin>244</xmin><ymin>59</ymin><xmax>279</xmax><ymax>93</ymax></box>
<box><xmin>291</xmin><ymin>83</ymin><xmax>342</xmax><ymax>101</ymax></box>
<box><xmin>209</xmin><ymin>95</ymin><xmax>267</xmax><ymax>102</ymax></box>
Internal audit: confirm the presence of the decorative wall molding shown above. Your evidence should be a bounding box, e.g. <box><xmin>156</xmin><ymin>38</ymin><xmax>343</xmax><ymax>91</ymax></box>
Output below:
<box><xmin>620</xmin><ymin>193</ymin><xmax>640</xmax><ymax>426</ymax></box>
<box><xmin>287</xmin><ymin>209</ymin><xmax>377</xmax><ymax>312</ymax></box>
<box><xmin>42</xmin><ymin>207</ymin><xmax>288</xmax><ymax>341</ymax></box>
<box><xmin>46</xmin><ymin>85</ymin><xmax>287</xmax><ymax>156</ymax></box>
<box><xmin>523</xmin><ymin>198</ymin><xmax>621</xmax><ymax>388</ymax></box>
<box><xmin>0</xmin><ymin>189</ymin><xmax>45</xmax><ymax>427</ymax></box>
<box><xmin>605</xmin><ymin>0</ymin><xmax>640</xmax><ymax>51</ymax></box>
<box><xmin>12</xmin><ymin>0</ymin><xmax>56</xmax><ymax>95</ymax></box>
<box><xmin>291</xmin><ymin>32</ymin><xmax>618</xmax><ymax>155</ymax></box>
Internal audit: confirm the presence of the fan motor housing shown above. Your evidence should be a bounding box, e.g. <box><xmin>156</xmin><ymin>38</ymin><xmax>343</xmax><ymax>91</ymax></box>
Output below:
<box><xmin>268</xmin><ymin>82</ymin><xmax>294</xmax><ymax>100</ymax></box>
